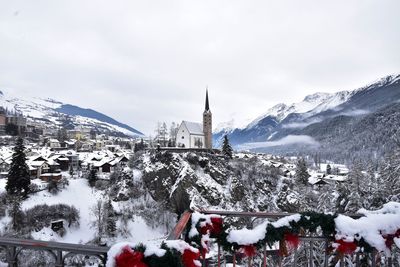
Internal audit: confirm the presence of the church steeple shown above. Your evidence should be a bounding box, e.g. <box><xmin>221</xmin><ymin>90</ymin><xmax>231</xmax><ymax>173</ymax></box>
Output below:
<box><xmin>203</xmin><ymin>88</ymin><xmax>212</xmax><ymax>149</ymax></box>
<box><xmin>205</xmin><ymin>88</ymin><xmax>210</xmax><ymax>111</ymax></box>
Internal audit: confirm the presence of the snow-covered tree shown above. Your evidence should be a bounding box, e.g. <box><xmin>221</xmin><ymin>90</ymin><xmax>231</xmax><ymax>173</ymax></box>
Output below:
<box><xmin>326</xmin><ymin>164</ymin><xmax>332</xmax><ymax>175</ymax></box>
<box><xmin>221</xmin><ymin>135</ymin><xmax>233</xmax><ymax>159</ymax></box>
<box><xmin>103</xmin><ymin>199</ymin><xmax>117</xmax><ymax>238</ymax></box>
<box><xmin>47</xmin><ymin>178</ymin><xmax>59</xmax><ymax>195</ymax></box>
<box><xmin>91</xmin><ymin>200</ymin><xmax>105</xmax><ymax>243</ymax></box>
<box><xmin>6</xmin><ymin>137</ymin><xmax>30</xmax><ymax>196</ymax></box>
<box><xmin>379</xmin><ymin>148</ymin><xmax>400</xmax><ymax>202</ymax></box>
<box><xmin>87</xmin><ymin>168</ymin><xmax>98</xmax><ymax>187</ymax></box>
<box><xmin>295</xmin><ymin>158</ymin><xmax>310</xmax><ymax>185</ymax></box>
<box><xmin>344</xmin><ymin>161</ymin><xmax>365</xmax><ymax>212</ymax></box>
<box><xmin>9</xmin><ymin>196</ymin><xmax>24</xmax><ymax>231</ymax></box>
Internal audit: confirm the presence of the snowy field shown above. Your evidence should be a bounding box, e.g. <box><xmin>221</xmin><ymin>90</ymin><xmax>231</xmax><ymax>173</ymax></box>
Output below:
<box><xmin>1</xmin><ymin>178</ymin><xmax>166</xmax><ymax>245</ymax></box>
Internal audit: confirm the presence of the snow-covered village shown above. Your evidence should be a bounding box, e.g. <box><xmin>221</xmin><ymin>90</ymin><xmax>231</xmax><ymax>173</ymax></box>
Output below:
<box><xmin>1</xmin><ymin>1</ymin><xmax>400</xmax><ymax>266</ymax></box>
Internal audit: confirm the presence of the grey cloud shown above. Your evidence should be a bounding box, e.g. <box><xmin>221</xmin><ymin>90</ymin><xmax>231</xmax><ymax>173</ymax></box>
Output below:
<box><xmin>0</xmin><ymin>0</ymin><xmax>399</xmax><ymax>134</ymax></box>
<box><xmin>240</xmin><ymin>135</ymin><xmax>320</xmax><ymax>150</ymax></box>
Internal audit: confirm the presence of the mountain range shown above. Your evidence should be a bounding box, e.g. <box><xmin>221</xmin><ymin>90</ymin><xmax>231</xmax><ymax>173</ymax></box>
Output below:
<box><xmin>0</xmin><ymin>89</ymin><xmax>143</xmax><ymax>136</ymax></box>
<box><xmin>214</xmin><ymin>74</ymin><xmax>400</xmax><ymax>162</ymax></box>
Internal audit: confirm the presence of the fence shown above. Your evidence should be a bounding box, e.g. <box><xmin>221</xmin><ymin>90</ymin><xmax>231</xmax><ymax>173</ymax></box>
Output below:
<box><xmin>0</xmin><ymin>237</ymin><xmax>109</xmax><ymax>267</ymax></box>
<box><xmin>168</xmin><ymin>210</ymin><xmax>399</xmax><ymax>267</ymax></box>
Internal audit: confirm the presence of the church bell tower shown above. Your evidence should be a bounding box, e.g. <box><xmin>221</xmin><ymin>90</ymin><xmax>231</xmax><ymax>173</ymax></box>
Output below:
<box><xmin>203</xmin><ymin>89</ymin><xmax>212</xmax><ymax>149</ymax></box>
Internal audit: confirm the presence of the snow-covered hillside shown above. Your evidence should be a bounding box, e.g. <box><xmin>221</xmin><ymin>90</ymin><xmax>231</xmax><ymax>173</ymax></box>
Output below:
<box><xmin>247</xmin><ymin>91</ymin><xmax>351</xmax><ymax>129</ymax></box>
<box><xmin>0</xmin><ymin>89</ymin><xmax>143</xmax><ymax>136</ymax></box>
<box><xmin>215</xmin><ymin>74</ymin><xmax>400</xmax><ymax>159</ymax></box>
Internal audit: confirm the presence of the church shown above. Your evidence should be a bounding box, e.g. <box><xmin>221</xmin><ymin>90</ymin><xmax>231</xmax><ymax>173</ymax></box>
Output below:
<box><xmin>176</xmin><ymin>90</ymin><xmax>212</xmax><ymax>149</ymax></box>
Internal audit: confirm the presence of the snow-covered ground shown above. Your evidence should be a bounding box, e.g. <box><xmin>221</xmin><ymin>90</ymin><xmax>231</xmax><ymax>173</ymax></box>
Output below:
<box><xmin>1</xmin><ymin>178</ymin><xmax>166</xmax><ymax>245</ymax></box>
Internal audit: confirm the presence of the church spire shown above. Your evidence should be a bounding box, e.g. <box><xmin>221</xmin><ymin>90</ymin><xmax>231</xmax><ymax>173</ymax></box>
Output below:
<box><xmin>205</xmin><ymin>87</ymin><xmax>210</xmax><ymax>111</ymax></box>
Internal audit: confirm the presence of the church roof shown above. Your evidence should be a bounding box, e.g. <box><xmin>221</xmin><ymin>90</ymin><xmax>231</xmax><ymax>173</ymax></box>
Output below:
<box><xmin>182</xmin><ymin>121</ymin><xmax>204</xmax><ymax>135</ymax></box>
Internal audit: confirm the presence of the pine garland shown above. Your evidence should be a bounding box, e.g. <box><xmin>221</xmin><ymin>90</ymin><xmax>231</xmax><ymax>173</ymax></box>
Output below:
<box><xmin>109</xmin><ymin>208</ymin><xmax>400</xmax><ymax>266</ymax></box>
<box><xmin>187</xmin><ymin>211</ymin><xmax>398</xmax><ymax>258</ymax></box>
<box><xmin>110</xmin><ymin>241</ymin><xmax>199</xmax><ymax>267</ymax></box>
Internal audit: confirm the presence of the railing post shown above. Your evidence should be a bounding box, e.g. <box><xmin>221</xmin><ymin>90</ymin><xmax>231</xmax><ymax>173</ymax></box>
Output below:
<box><xmin>388</xmin><ymin>256</ymin><xmax>392</xmax><ymax>267</ymax></box>
<box><xmin>263</xmin><ymin>245</ymin><xmax>267</xmax><ymax>267</ymax></box>
<box><xmin>55</xmin><ymin>250</ymin><xmax>63</xmax><ymax>267</ymax></box>
<box><xmin>371</xmin><ymin>249</ymin><xmax>376</xmax><ymax>267</ymax></box>
<box><xmin>324</xmin><ymin>240</ymin><xmax>329</xmax><ymax>267</ymax></box>
<box><xmin>167</xmin><ymin>211</ymin><xmax>192</xmax><ymax>240</ymax></box>
<box><xmin>339</xmin><ymin>257</ymin><xmax>344</xmax><ymax>267</ymax></box>
<box><xmin>217</xmin><ymin>244</ymin><xmax>221</xmax><ymax>267</ymax></box>
<box><xmin>102</xmin><ymin>253</ymin><xmax>108</xmax><ymax>267</ymax></box>
<box><xmin>309</xmin><ymin>241</ymin><xmax>313</xmax><ymax>267</ymax></box>
<box><xmin>355</xmin><ymin>252</ymin><xmax>360</xmax><ymax>267</ymax></box>
<box><xmin>6</xmin><ymin>246</ymin><xmax>18</xmax><ymax>267</ymax></box>
<box><xmin>292</xmin><ymin>246</ymin><xmax>297</xmax><ymax>267</ymax></box>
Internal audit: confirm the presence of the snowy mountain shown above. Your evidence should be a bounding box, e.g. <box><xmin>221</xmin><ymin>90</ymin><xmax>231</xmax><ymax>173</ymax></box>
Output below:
<box><xmin>215</xmin><ymin>73</ymin><xmax>400</xmax><ymax>160</ymax></box>
<box><xmin>248</xmin><ymin>92</ymin><xmax>334</xmax><ymax>128</ymax></box>
<box><xmin>0</xmin><ymin>89</ymin><xmax>143</xmax><ymax>136</ymax></box>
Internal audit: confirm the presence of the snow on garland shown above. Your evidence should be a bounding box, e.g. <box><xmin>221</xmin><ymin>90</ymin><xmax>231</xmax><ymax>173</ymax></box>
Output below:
<box><xmin>107</xmin><ymin>240</ymin><xmax>200</xmax><ymax>267</ymax></box>
<box><xmin>187</xmin><ymin>202</ymin><xmax>400</xmax><ymax>260</ymax></box>
<box><xmin>108</xmin><ymin>202</ymin><xmax>400</xmax><ymax>266</ymax></box>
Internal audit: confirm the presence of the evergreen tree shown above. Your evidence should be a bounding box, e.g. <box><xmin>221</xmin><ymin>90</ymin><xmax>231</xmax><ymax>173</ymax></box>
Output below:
<box><xmin>9</xmin><ymin>196</ymin><xmax>24</xmax><ymax>231</ymax></box>
<box><xmin>379</xmin><ymin>148</ymin><xmax>400</xmax><ymax>202</ymax></box>
<box><xmin>87</xmin><ymin>168</ymin><xmax>98</xmax><ymax>187</ymax></box>
<box><xmin>134</xmin><ymin>138</ymin><xmax>146</xmax><ymax>153</ymax></box>
<box><xmin>47</xmin><ymin>178</ymin><xmax>59</xmax><ymax>194</ymax></box>
<box><xmin>6</xmin><ymin>138</ymin><xmax>30</xmax><ymax>196</ymax></box>
<box><xmin>295</xmin><ymin>157</ymin><xmax>310</xmax><ymax>185</ymax></box>
<box><xmin>344</xmin><ymin>161</ymin><xmax>365</xmax><ymax>212</ymax></box>
<box><xmin>69</xmin><ymin>164</ymin><xmax>74</xmax><ymax>178</ymax></box>
<box><xmin>104</xmin><ymin>199</ymin><xmax>117</xmax><ymax>238</ymax></box>
<box><xmin>221</xmin><ymin>135</ymin><xmax>233</xmax><ymax>159</ymax></box>
<box><xmin>365</xmin><ymin>161</ymin><xmax>385</xmax><ymax>209</ymax></box>
<box><xmin>326</xmin><ymin>164</ymin><xmax>332</xmax><ymax>175</ymax></box>
<box><xmin>57</xmin><ymin>128</ymin><xmax>68</xmax><ymax>142</ymax></box>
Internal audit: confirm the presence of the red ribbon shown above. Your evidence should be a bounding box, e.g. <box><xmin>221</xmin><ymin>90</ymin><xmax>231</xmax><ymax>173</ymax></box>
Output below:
<box><xmin>284</xmin><ymin>233</ymin><xmax>300</xmax><ymax>251</ymax></box>
<box><xmin>383</xmin><ymin>229</ymin><xmax>400</xmax><ymax>248</ymax></box>
<box><xmin>199</xmin><ymin>217</ymin><xmax>223</xmax><ymax>237</ymax></box>
<box><xmin>182</xmin><ymin>249</ymin><xmax>200</xmax><ymax>267</ymax></box>
<box><xmin>335</xmin><ymin>240</ymin><xmax>357</xmax><ymax>255</ymax></box>
<box><xmin>240</xmin><ymin>245</ymin><xmax>257</xmax><ymax>258</ymax></box>
<box><xmin>115</xmin><ymin>246</ymin><xmax>148</xmax><ymax>267</ymax></box>
<box><xmin>210</xmin><ymin>217</ymin><xmax>223</xmax><ymax>237</ymax></box>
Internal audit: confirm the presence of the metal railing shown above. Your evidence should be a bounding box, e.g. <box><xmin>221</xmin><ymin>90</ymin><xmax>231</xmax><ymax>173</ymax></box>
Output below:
<box><xmin>168</xmin><ymin>210</ymin><xmax>399</xmax><ymax>267</ymax></box>
<box><xmin>0</xmin><ymin>210</ymin><xmax>398</xmax><ymax>266</ymax></box>
<box><xmin>0</xmin><ymin>237</ymin><xmax>109</xmax><ymax>267</ymax></box>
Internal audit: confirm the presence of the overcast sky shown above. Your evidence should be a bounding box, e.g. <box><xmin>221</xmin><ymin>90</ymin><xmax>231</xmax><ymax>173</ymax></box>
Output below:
<box><xmin>1</xmin><ymin>0</ymin><xmax>399</xmax><ymax>135</ymax></box>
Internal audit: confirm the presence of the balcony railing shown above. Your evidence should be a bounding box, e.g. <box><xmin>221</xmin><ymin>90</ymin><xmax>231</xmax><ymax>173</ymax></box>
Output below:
<box><xmin>0</xmin><ymin>210</ymin><xmax>399</xmax><ymax>266</ymax></box>
<box><xmin>168</xmin><ymin>210</ymin><xmax>399</xmax><ymax>267</ymax></box>
<box><xmin>0</xmin><ymin>237</ymin><xmax>109</xmax><ymax>267</ymax></box>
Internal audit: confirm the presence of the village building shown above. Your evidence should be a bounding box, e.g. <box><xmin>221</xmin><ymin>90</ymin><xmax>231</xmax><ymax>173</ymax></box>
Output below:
<box><xmin>0</xmin><ymin>108</ymin><xmax>6</xmax><ymax>135</ymax></box>
<box><xmin>176</xmin><ymin>90</ymin><xmax>212</xmax><ymax>149</ymax></box>
<box><xmin>6</xmin><ymin>114</ymin><xmax>27</xmax><ymax>135</ymax></box>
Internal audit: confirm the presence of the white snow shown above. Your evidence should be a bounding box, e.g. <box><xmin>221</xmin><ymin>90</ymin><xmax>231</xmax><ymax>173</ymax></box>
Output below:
<box><xmin>271</xmin><ymin>214</ymin><xmax>301</xmax><ymax>228</ymax></box>
<box><xmin>0</xmin><ymin>89</ymin><xmax>142</xmax><ymax>137</ymax></box>
<box><xmin>227</xmin><ymin>221</ymin><xmax>269</xmax><ymax>245</ymax></box>
<box><xmin>21</xmin><ymin>178</ymin><xmax>103</xmax><ymax>243</ymax></box>
<box><xmin>13</xmin><ymin>178</ymin><xmax>165</xmax><ymax>245</ymax></box>
<box><xmin>335</xmin><ymin>202</ymin><xmax>400</xmax><ymax>254</ymax></box>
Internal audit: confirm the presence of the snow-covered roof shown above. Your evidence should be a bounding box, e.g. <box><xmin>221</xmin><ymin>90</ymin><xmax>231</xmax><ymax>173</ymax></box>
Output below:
<box><xmin>65</xmin><ymin>140</ymin><xmax>77</xmax><ymax>145</ymax></box>
<box><xmin>182</xmin><ymin>121</ymin><xmax>204</xmax><ymax>135</ymax></box>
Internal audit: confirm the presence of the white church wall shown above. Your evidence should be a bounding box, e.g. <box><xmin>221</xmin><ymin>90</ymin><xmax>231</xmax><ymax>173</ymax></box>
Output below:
<box><xmin>176</xmin><ymin>122</ymin><xmax>190</xmax><ymax>148</ymax></box>
<box><xmin>190</xmin><ymin>135</ymin><xmax>205</xmax><ymax>148</ymax></box>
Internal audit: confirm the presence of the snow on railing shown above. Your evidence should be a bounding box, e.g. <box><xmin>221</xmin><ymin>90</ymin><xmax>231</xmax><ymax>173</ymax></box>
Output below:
<box><xmin>108</xmin><ymin>202</ymin><xmax>400</xmax><ymax>267</ymax></box>
<box><xmin>0</xmin><ymin>237</ymin><xmax>109</xmax><ymax>267</ymax></box>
